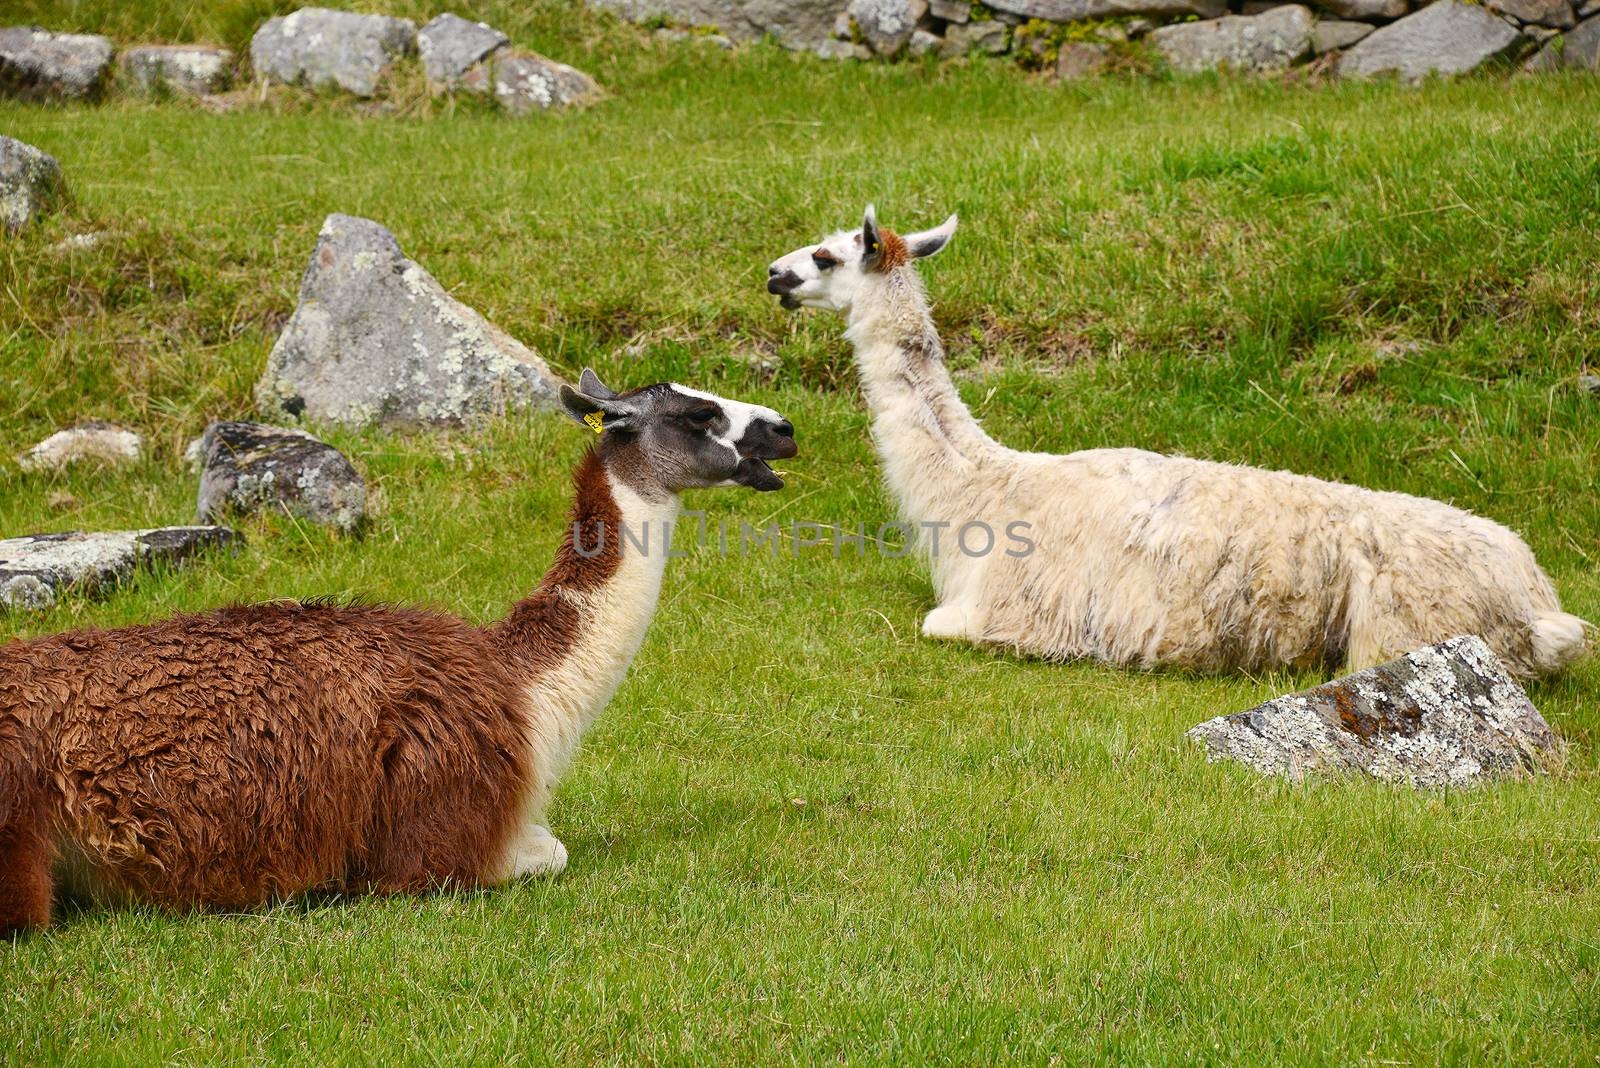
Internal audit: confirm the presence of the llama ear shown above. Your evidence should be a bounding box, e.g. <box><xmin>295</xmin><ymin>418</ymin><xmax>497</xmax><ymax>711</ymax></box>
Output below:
<box><xmin>906</xmin><ymin>214</ymin><xmax>958</xmax><ymax>259</ymax></box>
<box><xmin>578</xmin><ymin>367</ymin><xmax>618</xmax><ymax>400</ymax></box>
<box><xmin>560</xmin><ymin>385</ymin><xmax>637</xmax><ymax>434</ymax></box>
<box><xmin>860</xmin><ymin>203</ymin><xmax>883</xmax><ymax>271</ymax></box>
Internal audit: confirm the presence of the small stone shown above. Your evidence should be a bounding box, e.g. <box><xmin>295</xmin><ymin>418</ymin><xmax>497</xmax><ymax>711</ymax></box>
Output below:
<box><xmin>1576</xmin><ymin>372</ymin><xmax>1600</xmax><ymax>395</ymax></box>
<box><xmin>49</xmin><ymin>231</ymin><xmax>107</xmax><ymax>254</ymax></box>
<box><xmin>1338</xmin><ymin>0</ymin><xmax>1526</xmax><ymax>80</ymax></box>
<box><xmin>0</xmin><ymin>26</ymin><xmax>114</xmax><ymax>100</ymax></box>
<box><xmin>120</xmin><ymin>45</ymin><xmax>233</xmax><ymax>95</ymax></box>
<box><xmin>1056</xmin><ymin>41</ymin><xmax>1111</xmax><ymax>77</ymax></box>
<box><xmin>1316</xmin><ymin>0</ymin><xmax>1408</xmax><ymax>18</ymax></box>
<box><xmin>1312</xmin><ymin>18</ymin><xmax>1374</xmax><ymax>52</ymax></box>
<box><xmin>1125</xmin><ymin>16</ymin><xmax>1158</xmax><ymax>36</ymax></box>
<box><xmin>942</xmin><ymin>19</ymin><xmax>1011</xmax><ymax>54</ymax></box>
<box><xmin>250</xmin><ymin>8</ymin><xmax>417</xmax><ymax>97</ymax></box>
<box><xmin>831</xmin><ymin>11</ymin><xmax>855</xmax><ymax>39</ymax></box>
<box><xmin>1523</xmin><ymin>23</ymin><xmax>1561</xmax><ymax>40</ymax></box>
<box><xmin>417</xmin><ymin>13</ymin><xmax>509</xmax><ymax>87</ymax></box>
<box><xmin>1581</xmin><ymin>0</ymin><xmax>1600</xmax><ymax>16</ymax></box>
<box><xmin>0</xmin><ymin>527</ymin><xmax>238</xmax><ymax>610</ymax></box>
<box><xmin>1187</xmin><ymin>635</ymin><xmax>1562</xmax><ymax>788</ymax></box>
<box><xmin>256</xmin><ymin>214</ymin><xmax>560</xmax><ymax>429</ymax></box>
<box><xmin>460</xmin><ymin>50</ymin><xmax>599</xmax><ymax>113</ymax></box>
<box><xmin>17</xmin><ymin>421</ymin><xmax>142</xmax><ymax>471</ymax></box>
<box><xmin>0</xmin><ymin>135</ymin><xmax>63</xmax><ymax>233</ymax></box>
<box><xmin>849</xmin><ymin>0</ymin><xmax>930</xmax><ymax>55</ymax></box>
<box><xmin>196</xmin><ymin>421</ymin><xmax>366</xmax><ymax>534</ymax></box>
<box><xmin>815</xmin><ymin>38</ymin><xmax>875</xmax><ymax>58</ymax></box>
<box><xmin>1488</xmin><ymin>0</ymin><xmax>1576</xmax><ymax>27</ymax></box>
<box><xmin>930</xmin><ymin>0</ymin><xmax>971</xmax><ymax>21</ymax></box>
<box><xmin>909</xmin><ymin>27</ymin><xmax>944</xmax><ymax>55</ymax></box>
<box><xmin>1151</xmin><ymin>4</ymin><xmax>1315</xmax><ymax>71</ymax></box>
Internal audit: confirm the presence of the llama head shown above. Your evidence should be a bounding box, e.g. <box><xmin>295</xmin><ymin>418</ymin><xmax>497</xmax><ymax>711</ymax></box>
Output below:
<box><xmin>560</xmin><ymin>369</ymin><xmax>797</xmax><ymax>492</ymax></box>
<box><xmin>766</xmin><ymin>205</ymin><xmax>958</xmax><ymax>313</ymax></box>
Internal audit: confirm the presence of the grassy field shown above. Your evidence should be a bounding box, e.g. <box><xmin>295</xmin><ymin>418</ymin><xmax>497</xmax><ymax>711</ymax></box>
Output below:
<box><xmin>3</xmin><ymin>2</ymin><xmax>1600</xmax><ymax>1061</ymax></box>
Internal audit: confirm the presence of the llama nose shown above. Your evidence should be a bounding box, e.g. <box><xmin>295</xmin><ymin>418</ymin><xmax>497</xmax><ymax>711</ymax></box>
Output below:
<box><xmin>773</xmin><ymin>419</ymin><xmax>794</xmax><ymax>440</ymax></box>
<box><xmin>767</xmin><ymin>264</ymin><xmax>781</xmax><ymax>277</ymax></box>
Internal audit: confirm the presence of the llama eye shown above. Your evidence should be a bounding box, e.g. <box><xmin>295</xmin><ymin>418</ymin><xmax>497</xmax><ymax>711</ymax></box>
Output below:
<box><xmin>687</xmin><ymin>408</ymin><xmax>717</xmax><ymax>425</ymax></box>
<box><xmin>812</xmin><ymin>252</ymin><xmax>837</xmax><ymax>270</ymax></box>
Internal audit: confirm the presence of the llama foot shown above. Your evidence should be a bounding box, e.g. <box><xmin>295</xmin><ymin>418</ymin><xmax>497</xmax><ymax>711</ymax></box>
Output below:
<box><xmin>498</xmin><ymin>825</ymin><xmax>568</xmax><ymax>880</ymax></box>
<box><xmin>922</xmin><ymin>605</ymin><xmax>976</xmax><ymax>641</ymax></box>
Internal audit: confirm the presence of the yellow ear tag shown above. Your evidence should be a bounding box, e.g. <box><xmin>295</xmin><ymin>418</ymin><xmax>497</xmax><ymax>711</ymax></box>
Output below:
<box><xmin>583</xmin><ymin>411</ymin><xmax>604</xmax><ymax>434</ymax></box>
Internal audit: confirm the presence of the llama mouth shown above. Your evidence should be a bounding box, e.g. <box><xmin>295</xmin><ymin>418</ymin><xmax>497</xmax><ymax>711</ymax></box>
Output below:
<box><xmin>733</xmin><ymin>456</ymin><xmax>784</xmax><ymax>491</ymax></box>
<box><xmin>777</xmin><ymin>293</ymin><xmax>801</xmax><ymax>310</ymax></box>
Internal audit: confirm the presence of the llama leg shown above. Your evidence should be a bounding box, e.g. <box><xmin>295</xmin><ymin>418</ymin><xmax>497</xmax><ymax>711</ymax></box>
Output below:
<box><xmin>922</xmin><ymin>604</ymin><xmax>979</xmax><ymax>640</ymax></box>
<box><xmin>489</xmin><ymin>824</ymin><xmax>569</xmax><ymax>883</ymax></box>
<box><xmin>0</xmin><ymin>800</ymin><xmax>54</xmax><ymax>935</ymax></box>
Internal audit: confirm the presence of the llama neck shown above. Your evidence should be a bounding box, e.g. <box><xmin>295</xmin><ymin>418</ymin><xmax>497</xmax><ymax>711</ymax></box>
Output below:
<box><xmin>495</xmin><ymin>449</ymin><xmax>680</xmax><ymax>791</ymax></box>
<box><xmin>845</xmin><ymin>268</ymin><xmax>1002</xmax><ymax>525</ymax></box>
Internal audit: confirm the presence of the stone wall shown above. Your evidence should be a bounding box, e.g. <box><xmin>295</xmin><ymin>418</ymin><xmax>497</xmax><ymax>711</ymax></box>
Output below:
<box><xmin>589</xmin><ymin>0</ymin><xmax>1599</xmax><ymax>77</ymax></box>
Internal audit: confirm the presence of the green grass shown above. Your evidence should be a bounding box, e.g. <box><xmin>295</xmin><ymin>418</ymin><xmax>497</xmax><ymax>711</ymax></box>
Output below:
<box><xmin>3</xmin><ymin>3</ymin><xmax>1600</xmax><ymax>1061</ymax></box>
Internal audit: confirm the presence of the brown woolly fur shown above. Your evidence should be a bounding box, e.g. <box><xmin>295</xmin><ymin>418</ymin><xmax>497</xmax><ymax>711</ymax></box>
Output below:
<box><xmin>0</xmin><ymin>448</ymin><xmax>618</xmax><ymax>933</ymax></box>
<box><xmin>872</xmin><ymin>229</ymin><xmax>910</xmax><ymax>273</ymax></box>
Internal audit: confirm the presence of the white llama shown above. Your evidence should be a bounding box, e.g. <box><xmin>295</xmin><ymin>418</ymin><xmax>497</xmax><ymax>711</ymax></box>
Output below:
<box><xmin>766</xmin><ymin>207</ymin><xmax>1587</xmax><ymax>677</ymax></box>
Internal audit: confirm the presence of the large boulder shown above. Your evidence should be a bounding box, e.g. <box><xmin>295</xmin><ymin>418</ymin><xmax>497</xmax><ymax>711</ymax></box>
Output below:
<box><xmin>17</xmin><ymin>421</ymin><xmax>142</xmax><ymax>471</ymax></box>
<box><xmin>256</xmin><ymin>214</ymin><xmax>561</xmax><ymax>429</ymax></box>
<box><xmin>1187</xmin><ymin>636</ymin><xmax>1561</xmax><ymax>788</ymax></box>
<box><xmin>1524</xmin><ymin>13</ymin><xmax>1600</xmax><ymax>67</ymax></box>
<box><xmin>0</xmin><ymin>27</ymin><xmax>114</xmax><ymax>100</ymax></box>
<box><xmin>120</xmin><ymin>45</ymin><xmax>234</xmax><ymax>95</ymax></box>
<box><xmin>0</xmin><ymin>527</ymin><xmax>238</xmax><ymax>610</ymax></box>
<box><xmin>987</xmin><ymin>0</ymin><xmax>1228</xmax><ymax>21</ymax></box>
<box><xmin>1151</xmin><ymin>5</ymin><xmax>1314</xmax><ymax>71</ymax></box>
<box><xmin>1337</xmin><ymin>0</ymin><xmax>1526</xmax><ymax>80</ymax></box>
<box><xmin>848</xmin><ymin>0</ymin><xmax>929</xmax><ymax>55</ymax></box>
<box><xmin>587</xmin><ymin>1</ymin><xmax>849</xmax><ymax>54</ymax></box>
<box><xmin>195</xmin><ymin>421</ymin><xmax>365</xmax><ymax>533</ymax></box>
<box><xmin>1488</xmin><ymin>0</ymin><xmax>1576</xmax><ymax>27</ymax></box>
<box><xmin>460</xmin><ymin>51</ymin><xmax>600</xmax><ymax>112</ymax></box>
<box><xmin>417</xmin><ymin>12</ymin><xmax>508</xmax><ymax>86</ymax></box>
<box><xmin>0</xmin><ymin>135</ymin><xmax>63</xmax><ymax>233</ymax></box>
<box><xmin>250</xmin><ymin>8</ymin><xmax>417</xmax><ymax>97</ymax></box>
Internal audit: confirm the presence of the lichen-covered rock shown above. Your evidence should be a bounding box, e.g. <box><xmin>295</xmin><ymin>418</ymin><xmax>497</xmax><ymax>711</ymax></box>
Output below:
<box><xmin>120</xmin><ymin>45</ymin><xmax>233</xmax><ymax>95</ymax></box>
<box><xmin>930</xmin><ymin>0</ymin><xmax>971</xmax><ymax>20</ymax></box>
<box><xmin>587</xmin><ymin>0</ymin><xmax>849</xmax><ymax>53</ymax></box>
<box><xmin>250</xmin><ymin>8</ymin><xmax>416</xmax><ymax>97</ymax></box>
<box><xmin>460</xmin><ymin>50</ymin><xmax>599</xmax><ymax>113</ymax></box>
<box><xmin>1312</xmin><ymin>18</ymin><xmax>1374</xmax><ymax>53</ymax></box>
<box><xmin>848</xmin><ymin>0</ymin><xmax>929</xmax><ymax>55</ymax></box>
<box><xmin>1151</xmin><ymin>4</ymin><xmax>1314</xmax><ymax>71</ymax></box>
<box><xmin>1056</xmin><ymin>41</ymin><xmax>1111</xmax><ymax>76</ymax></box>
<box><xmin>195</xmin><ymin>421</ymin><xmax>366</xmax><ymax>533</ymax></box>
<box><xmin>1316</xmin><ymin>0</ymin><xmax>1408</xmax><ymax>19</ymax></box>
<box><xmin>908</xmin><ymin>28</ymin><xmax>944</xmax><ymax>55</ymax></box>
<box><xmin>1524</xmin><ymin>12</ymin><xmax>1600</xmax><ymax>67</ymax></box>
<box><xmin>256</xmin><ymin>214</ymin><xmax>560</xmax><ymax>429</ymax></box>
<box><xmin>0</xmin><ymin>527</ymin><xmax>238</xmax><ymax>610</ymax></box>
<box><xmin>943</xmin><ymin>19</ymin><xmax>1012</xmax><ymax>54</ymax></box>
<box><xmin>987</xmin><ymin>0</ymin><xmax>1228</xmax><ymax>21</ymax></box>
<box><xmin>17</xmin><ymin>421</ymin><xmax>142</xmax><ymax>471</ymax></box>
<box><xmin>1488</xmin><ymin>0</ymin><xmax>1575</xmax><ymax>28</ymax></box>
<box><xmin>0</xmin><ymin>135</ymin><xmax>63</xmax><ymax>233</ymax></box>
<box><xmin>1187</xmin><ymin>636</ymin><xmax>1561</xmax><ymax>788</ymax></box>
<box><xmin>1337</xmin><ymin>0</ymin><xmax>1526</xmax><ymax>80</ymax></box>
<box><xmin>417</xmin><ymin>12</ymin><xmax>509</xmax><ymax>86</ymax></box>
<box><xmin>0</xmin><ymin>26</ymin><xmax>114</xmax><ymax>100</ymax></box>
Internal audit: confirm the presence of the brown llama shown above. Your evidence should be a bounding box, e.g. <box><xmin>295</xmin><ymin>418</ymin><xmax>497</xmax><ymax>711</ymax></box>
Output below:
<box><xmin>0</xmin><ymin>370</ymin><xmax>797</xmax><ymax>933</ymax></box>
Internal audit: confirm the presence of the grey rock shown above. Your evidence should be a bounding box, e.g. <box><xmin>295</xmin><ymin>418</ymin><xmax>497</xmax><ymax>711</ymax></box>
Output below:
<box><xmin>909</xmin><ymin>27</ymin><xmax>945</xmax><ymax>54</ymax></box>
<box><xmin>196</xmin><ymin>421</ymin><xmax>365</xmax><ymax>533</ymax></box>
<box><xmin>930</xmin><ymin>0</ymin><xmax>971</xmax><ymax>21</ymax></box>
<box><xmin>417</xmin><ymin>13</ymin><xmax>509</xmax><ymax>86</ymax></box>
<box><xmin>0</xmin><ymin>135</ymin><xmax>63</xmax><ymax>233</ymax></box>
<box><xmin>460</xmin><ymin>50</ymin><xmax>599</xmax><ymax>113</ymax></box>
<box><xmin>120</xmin><ymin>45</ymin><xmax>233</xmax><ymax>95</ymax></box>
<box><xmin>587</xmin><ymin>0</ymin><xmax>849</xmax><ymax>53</ymax></box>
<box><xmin>987</xmin><ymin>0</ymin><xmax>1228</xmax><ymax>21</ymax></box>
<box><xmin>1316</xmin><ymin>0</ymin><xmax>1407</xmax><ymax>19</ymax></box>
<box><xmin>1523</xmin><ymin>23</ymin><xmax>1561</xmax><ymax>40</ymax></box>
<box><xmin>256</xmin><ymin>214</ymin><xmax>560</xmax><ymax>430</ymax></box>
<box><xmin>17</xmin><ymin>420</ymin><xmax>142</xmax><ymax>471</ymax></box>
<box><xmin>49</xmin><ymin>230</ymin><xmax>107</xmax><ymax>254</ymax></box>
<box><xmin>943</xmin><ymin>19</ymin><xmax>1011</xmax><ymax>53</ymax></box>
<box><xmin>1056</xmin><ymin>40</ymin><xmax>1111</xmax><ymax>76</ymax></box>
<box><xmin>1152</xmin><ymin>4</ymin><xmax>1314</xmax><ymax>70</ymax></box>
<box><xmin>1488</xmin><ymin>0</ymin><xmax>1575</xmax><ymax>27</ymax></box>
<box><xmin>1525</xmin><ymin>12</ymin><xmax>1600</xmax><ymax>67</ymax></box>
<box><xmin>0</xmin><ymin>26</ymin><xmax>114</xmax><ymax>100</ymax></box>
<box><xmin>0</xmin><ymin>527</ymin><xmax>238</xmax><ymax>610</ymax></box>
<box><xmin>1576</xmin><ymin>372</ymin><xmax>1600</xmax><ymax>394</ymax></box>
<box><xmin>1124</xmin><ymin>16</ymin><xmax>1159</xmax><ymax>35</ymax></box>
<box><xmin>1581</xmin><ymin>0</ymin><xmax>1599</xmax><ymax>16</ymax></box>
<box><xmin>1188</xmin><ymin>635</ymin><xmax>1561</xmax><ymax>788</ymax></box>
<box><xmin>849</xmin><ymin>0</ymin><xmax>929</xmax><ymax>54</ymax></box>
<box><xmin>1338</xmin><ymin>0</ymin><xmax>1526</xmax><ymax>79</ymax></box>
<box><xmin>250</xmin><ymin>8</ymin><xmax>417</xmax><ymax>97</ymax></box>
<box><xmin>816</xmin><ymin>37</ymin><xmax>875</xmax><ymax>57</ymax></box>
<box><xmin>1312</xmin><ymin>17</ymin><xmax>1374</xmax><ymax>51</ymax></box>
<box><xmin>1241</xmin><ymin>1</ymin><xmax>1290</xmax><ymax>12</ymax></box>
